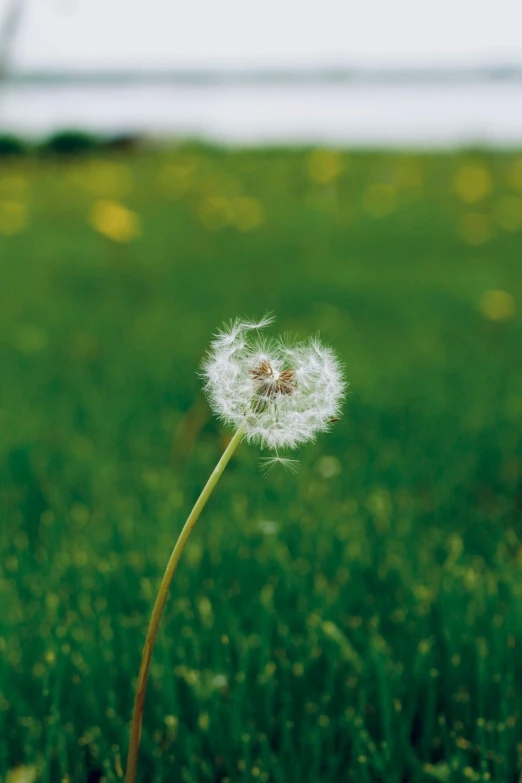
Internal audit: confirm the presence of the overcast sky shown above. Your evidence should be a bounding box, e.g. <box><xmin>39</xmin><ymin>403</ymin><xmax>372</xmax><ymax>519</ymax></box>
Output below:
<box><xmin>3</xmin><ymin>0</ymin><xmax>522</xmax><ymax>70</ymax></box>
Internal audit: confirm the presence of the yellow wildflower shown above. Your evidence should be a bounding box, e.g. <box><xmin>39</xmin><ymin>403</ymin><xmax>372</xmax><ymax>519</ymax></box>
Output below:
<box><xmin>89</xmin><ymin>199</ymin><xmax>141</xmax><ymax>243</ymax></box>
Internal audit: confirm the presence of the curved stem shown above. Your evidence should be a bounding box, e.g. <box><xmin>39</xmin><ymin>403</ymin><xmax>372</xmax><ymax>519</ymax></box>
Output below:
<box><xmin>124</xmin><ymin>426</ymin><xmax>244</xmax><ymax>783</ymax></box>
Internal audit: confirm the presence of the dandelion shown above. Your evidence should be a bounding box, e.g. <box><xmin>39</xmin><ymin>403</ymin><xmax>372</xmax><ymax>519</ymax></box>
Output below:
<box><xmin>453</xmin><ymin>164</ymin><xmax>492</xmax><ymax>203</ymax></box>
<box><xmin>479</xmin><ymin>289</ymin><xmax>515</xmax><ymax>322</ymax></box>
<box><xmin>124</xmin><ymin>316</ymin><xmax>345</xmax><ymax>783</ymax></box>
<box><xmin>202</xmin><ymin>315</ymin><xmax>345</xmax><ymax>460</ymax></box>
<box><xmin>0</xmin><ymin>201</ymin><xmax>27</xmax><ymax>236</ymax></box>
<box><xmin>89</xmin><ymin>199</ymin><xmax>141</xmax><ymax>243</ymax></box>
<box><xmin>306</xmin><ymin>149</ymin><xmax>344</xmax><ymax>184</ymax></box>
<box><xmin>228</xmin><ymin>196</ymin><xmax>264</xmax><ymax>232</ymax></box>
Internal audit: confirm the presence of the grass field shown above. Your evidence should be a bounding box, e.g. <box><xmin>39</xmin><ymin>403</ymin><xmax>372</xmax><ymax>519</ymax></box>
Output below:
<box><xmin>1</xmin><ymin>144</ymin><xmax>522</xmax><ymax>783</ymax></box>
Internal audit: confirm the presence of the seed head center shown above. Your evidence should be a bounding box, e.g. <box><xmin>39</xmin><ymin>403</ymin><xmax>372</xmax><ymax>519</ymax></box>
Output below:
<box><xmin>250</xmin><ymin>360</ymin><xmax>296</xmax><ymax>398</ymax></box>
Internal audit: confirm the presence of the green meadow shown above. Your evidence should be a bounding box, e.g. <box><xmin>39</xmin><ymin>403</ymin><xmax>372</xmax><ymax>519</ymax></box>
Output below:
<box><xmin>1</xmin><ymin>145</ymin><xmax>522</xmax><ymax>782</ymax></box>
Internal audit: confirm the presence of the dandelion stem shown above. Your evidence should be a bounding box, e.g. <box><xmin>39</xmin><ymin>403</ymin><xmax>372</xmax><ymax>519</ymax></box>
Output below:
<box><xmin>124</xmin><ymin>425</ymin><xmax>245</xmax><ymax>783</ymax></box>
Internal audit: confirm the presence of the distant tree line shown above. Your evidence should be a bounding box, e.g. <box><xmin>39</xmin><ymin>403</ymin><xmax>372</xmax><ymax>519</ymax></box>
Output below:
<box><xmin>0</xmin><ymin>129</ymin><xmax>144</xmax><ymax>157</ymax></box>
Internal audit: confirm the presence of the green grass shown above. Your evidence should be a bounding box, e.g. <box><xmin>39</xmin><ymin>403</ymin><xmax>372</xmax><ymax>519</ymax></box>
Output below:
<box><xmin>1</xmin><ymin>144</ymin><xmax>522</xmax><ymax>783</ymax></box>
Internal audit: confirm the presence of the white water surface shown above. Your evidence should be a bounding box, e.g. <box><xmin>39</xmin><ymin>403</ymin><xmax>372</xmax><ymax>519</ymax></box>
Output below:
<box><xmin>1</xmin><ymin>82</ymin><xmax>522</xmax><ymax>148</ymax></box>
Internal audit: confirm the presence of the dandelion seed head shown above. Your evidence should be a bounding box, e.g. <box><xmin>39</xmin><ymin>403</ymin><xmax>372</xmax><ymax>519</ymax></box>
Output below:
<box><xmin>202</xmin><ymin>316</ymin><xmax>346</xmax><ymax>452</ymax></box>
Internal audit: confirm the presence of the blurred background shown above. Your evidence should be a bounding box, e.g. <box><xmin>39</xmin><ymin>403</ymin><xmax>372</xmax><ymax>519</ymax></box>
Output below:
<box><xmin>1</xmin><ymin>2</ymin><xmax>522</xmax><ymax>782</ymax></box>
<box><xmin>2</xmin><ymin>0</ymin><xmax>522</xmax><ymax>145</ymax></box>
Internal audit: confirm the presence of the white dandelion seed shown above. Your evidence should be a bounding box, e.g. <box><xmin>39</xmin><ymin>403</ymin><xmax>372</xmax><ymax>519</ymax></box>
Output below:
<box><xmin>202</xmin><ymin>315</ymin><xmax>346</xmax><ymax>467</ymax></box>
<box><xmin>259</xmin><ymin>456</ymin><xmax>300</xmax><ymax>476</ymax></box>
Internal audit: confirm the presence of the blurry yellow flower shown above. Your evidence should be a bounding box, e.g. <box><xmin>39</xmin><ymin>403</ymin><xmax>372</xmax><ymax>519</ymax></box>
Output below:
<box><xmin>89</xmin><ymin>199</ymin><xmax>141</xmax><ymax>243</ymax></box>
<box><xmin>229</xmin><ymin>196</ymin><xmax>264</xmax><ymax>231</ymax></box>
<box><xmin>6</xmin><ymin>765</ymin><xmax>37</xmax><ymax>783</ymax></box>
<box><xmin>197</xmin><ymin>196</ymin><xmax>229</xmax><ymax>231</ymax></box>
<box><xmin>72</xmin><ymin>161</ymin><xmax>133</xmax><ymax>197</ymax></box>
<box><xmin>306</xmin><ymin>149</ymin><xmax>344</xmax><ymax>185</ymax></box>
<box><xmin>198</xmin><ymin>195</ymin><xmax>264</xmax><ymax>232</ymax></box>
<box><xmin>198</xmin><ymin>712</ymin><xmax>210</xmax><ymax>732</ymax></box>
<box><xmin>457</xmin><ymin>213</ymin><xmax>492</xmax><ymax>246</ymax></box>
<box><xmin>0</xmin><ymin>201</ymin><xmax>27</xmax><ymax>235</ymax></box>
<box><xmin>479</xmin><ymin>290</ymin><xmax>515</xmax><ymax>321</ymax></box>
<box><xmin>495</xmin><ymin>195</ymin><xmax>522</xmax><ymax>232</ymax></box>
<box><xmin>363</xmin><ymin>184</ymin><xmax>397</xmax><ymax>217</ymax></box>
<box><xmin>453</xmin><ymin>165</ymin><xmax>492</xmax><ymax>203</ymax></box>
<box><xmin>507</xmin><ymin>158</ymin><xmax>522</xmax><ymax>192</ymax></box>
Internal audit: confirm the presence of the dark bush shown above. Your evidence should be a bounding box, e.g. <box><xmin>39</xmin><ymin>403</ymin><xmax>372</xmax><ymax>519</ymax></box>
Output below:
<box><xmin>0</xmin><ymin>134</ymin><xmax>27</xmax><ymax>156</ymax></box>
<box><xmin>38</xmin><ymin>130</ymin><xmax>101</xmax><ymax>156</ymax></box>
